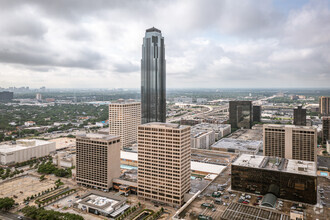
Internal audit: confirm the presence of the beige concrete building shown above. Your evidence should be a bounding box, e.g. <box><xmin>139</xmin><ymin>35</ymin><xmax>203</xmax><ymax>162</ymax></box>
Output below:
<box><xmin>263</xmin><ymin>124</ymin><xmax>317</xmax><ymax>162</ymax></box>
<box><xmin>109</xmin><ymin>101</ymin><xmax>141</xmax><ymax>149</ymax></box>
<box><xmin>76</xmin><ymin>133</ymin><xmax>121</xmax><ymax>191</ymax></box>
<box><xmin>191</xmin><ymin>130</ymin><xmax>215</xmax><ymax>149</ymax></box>
<box><xmin>319</xmin><ymin>96</ymin><xmax>330</xmax><ymax>115</ymax></box>
<box><xmin>0</xmin><ymin>139</ymin><xmax>56</xmax><ymax>165</ymax></box>
<box><xmin>137</xmin><ymin>123</ymin><xmax>191</xmax><ymax>207</ymax></box>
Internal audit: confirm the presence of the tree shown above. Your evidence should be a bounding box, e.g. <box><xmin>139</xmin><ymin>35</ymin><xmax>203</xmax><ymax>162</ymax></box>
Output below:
<box><xmin>0</xmin><ymin>197</ymin><xmax>15</xmax><ymax>211</ymax></box>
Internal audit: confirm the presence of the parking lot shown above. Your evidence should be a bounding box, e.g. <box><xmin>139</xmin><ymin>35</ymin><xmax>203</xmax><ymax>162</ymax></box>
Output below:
<box><xmin>0</xmin><ymin>175</ymin><xmax>55</xmax><ymax>205</ymax></box>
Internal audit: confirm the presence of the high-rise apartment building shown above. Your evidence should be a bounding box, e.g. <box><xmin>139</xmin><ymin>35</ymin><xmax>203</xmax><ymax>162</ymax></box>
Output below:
<box><xmin>141</xmin><ymin>27</ymin><xmax>166</xmax><ymax>124</ymax></box>
<box><xmin>319</xmin><ymin>96</ymin><xmax>330</xmax><ymax>115</ymax></box>
<box><xmin>322</xmin><ymin>116</ymin><xmax>330</xmax><ymax>145</ymax></box>
<box><xmin>263</xmin><ymin>124</ymin><xmax>317</xmax><ymax>162</ymax></box>
<box><xmin>137</xmin><ymin>123</ymin><xmax>191</xmax><ymax>207</ymax></box>
<box><xmin>109</xmin><ymin>101</ymin><xmax>141</xmax><ymax>148</ymax></box>
<box><xmin>253</xmin><ymin>105</ymin><xmax>261</xmax><ymax>123</ymax></box>
<box><xmin>76</xmin><ymin>133</ymin><xmax>121</xmax><ymax>191</ymax></box>
<box><xmin>229</xmin><ymin>101</ymin><xmax>252</xmax><ymax>129</ymax></box>
<box><xmin>293</xmin><ymin>106</ymin><xmax>306</xmax><ymax>126</ymax></box>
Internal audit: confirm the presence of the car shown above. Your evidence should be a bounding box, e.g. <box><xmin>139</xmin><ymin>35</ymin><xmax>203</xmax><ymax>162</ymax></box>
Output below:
<box><xmin>245</xmin><ymin>195</ymin><xmax>251</xmax><ymax>199</ymax></box>
<box><xmin>238</xmin><ymin>198</ymin><xmax>244</xmax><ymax>203</ymax></box>
<box><xmin>231</xmin><ymin>194</ymin><xmax>236</xmax><ymax>197</ymax></box>
<box><xmin>253</xmin><ymin>203</ymin><xmax>259</xmax><ymax>206</ymax></box>
<box><xmin>291</xmin><ymin>206</ymin><xmax>296</xmax><ymax>210</ymax></box>
<box><xmin>320</xmin><ymin>196</ymin><xmax>325</xmax><ymax>199</ymax></box>
<box><xmin>212</xmin><ymin>208</ymin><xmax>216</xmax><ymax>212</ymax></box>
<box><xmin>242</xmin><ymin>201</ymin><xmax>248</xmax><ymax>204</ymax></box>
<box><xmin>17</xmin><ymin>217</ymin><xmax>23</xmax><ymax>220</ymax></box>
<box><xmin>68</xmin><ymin>200</ymin><xmax>72</xmax><ymax>202</ymax></box>
<box><xmin>75</xmin><ymin>196</ymin><xmax>80</xmax><ymax>198</ymax></box>
<box><xmin>245</xmin><ymin>199</ymin><xmax>250</xmax><ymax>203</ymax></box>
<box><xmin>223</xmin><ymin>196</ymin><xmax>229</xmax><ymax>199</ymax></box>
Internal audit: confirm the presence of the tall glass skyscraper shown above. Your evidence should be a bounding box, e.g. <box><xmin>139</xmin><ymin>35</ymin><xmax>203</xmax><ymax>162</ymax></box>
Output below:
<box><xmin>141</xmin><ymin>27</ymin><xmax>166</xmax><ymax>124</ymax></box>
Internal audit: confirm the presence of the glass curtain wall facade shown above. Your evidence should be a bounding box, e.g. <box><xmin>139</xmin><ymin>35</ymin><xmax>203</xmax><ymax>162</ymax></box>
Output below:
<box><xmin>141</xmin><ymin>27</ymin><xmax>166</xmax><ymax>124</ymax></box>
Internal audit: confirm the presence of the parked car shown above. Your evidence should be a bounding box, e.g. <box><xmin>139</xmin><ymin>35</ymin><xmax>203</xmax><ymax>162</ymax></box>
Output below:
<box><xmin>223</xmin><ymin>196</ymin><xmax>229</xmax><ymax>199</ymax></box>
<box><xmin>242</xmin><ymin>201</ymin><xmax>249</xmax><ymax>204</ymax></box>
<box><xmin>245</xmin><ymin>195</ymin><xmax>251</xmax><ymax>199</ymax></box>
<box><xmin>253</xmin><ymin>202</ymin><xmax>259</xmax><ymax>206</ymax></box>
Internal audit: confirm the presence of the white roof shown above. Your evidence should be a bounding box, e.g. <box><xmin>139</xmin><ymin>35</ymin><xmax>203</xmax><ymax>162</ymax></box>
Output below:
<box><xmin>120</xmin><ymin>151</ymin><xmax>226</xmax><ymax>175</ymax></box>
<box><xmin>121</xmin><ymin>151</ymin><xmax>138</xmax><ymax>161</ymax></box>
<box><xmin>191</xmin><ymin>161</ymin><xmax>226</xmax><ymax>174</ymax></box>
<box><xmin>0</xmin><ymin>139</ymin><xmax>54</xmax><ymax>153</ymax></box>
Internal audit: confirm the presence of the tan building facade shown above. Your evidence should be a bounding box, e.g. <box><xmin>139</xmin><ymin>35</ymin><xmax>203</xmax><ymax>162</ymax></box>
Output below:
<box><xmin>319</xmin><ymin>96</ymin><xmax>330</xmax><ymax>115</ymax></box>
<box><xmin>263</xmin><ymin>124</ymin><xmax>317</xmax><ymax>162</ymax></box>
<box><xmin>76</xmin><ymin>133</ymin><xmax>121</xmax><ymax>190</ymax></box>
<box><xmin>109</xmin><ymin>102</ymin><xmax>141</xmax><ymax>148</ymax></box>
<box><xmin>137</xmin><ymin>123</ymin><xmax>191</xmax><ymax>207</ymax></box>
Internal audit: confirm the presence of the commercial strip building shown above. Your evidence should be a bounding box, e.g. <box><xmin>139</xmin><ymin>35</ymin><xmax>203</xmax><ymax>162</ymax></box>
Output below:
<box><xmin>231</xmin><ymin>154</ymin><xmax>317</xmax><ymax>204</ymax></box>
<box><xmin>229</xmin><ymin>101</ymin><xmax>253</xmax><ymax>129</ymax></box>
<box><xmin>0</xmin><ymin>139</ymin><xmax>56</xmax><ymax>165</ymax></box>
<box><xmin>74</xmin><ymin>190</ymin><xmax>129</xmax><ymax>218</ymax></box>
<box><xmin>137</xmin><ymin>123</ymin><xmax>191</xmax><ymax>207</ymax></box>
<box><xmin>263</xmin><ymin>124</ymin><xmax>317</xmax><ymax>162</ymax></box>
<box><xmin>211</xmin><ymin>138</ymin><xmax>262</xmax><ymax>155</ymax></box>
<box><xmin>141</xmin><ymin>27</ymin><xmax>166</xmax><ymax>124</ymax></box>
<box><xmin>319</xmin><ymin>96</ymin><xmax>330</xmax><ymax>115</ymax></box>
<box><xmin>294</xmin><ymin>106</ymin><xmax>306</xmax><ymax>126</ymax></box>
<box><xmin>109</xmin><ymin>101</ymin><xmax>141</xmax><ymax>148</ymax></box>
<box><xmin>76</xmin><ymin>133</ymin><xmax>121</xmax><ymax>191</ymax></box>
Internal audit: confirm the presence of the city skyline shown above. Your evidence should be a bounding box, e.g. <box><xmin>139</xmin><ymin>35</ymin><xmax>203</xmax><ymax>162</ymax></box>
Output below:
<box><xmin>0</xmin><ymin>0</ymin><xmax>329</xmax><ymax>89</ymax></box>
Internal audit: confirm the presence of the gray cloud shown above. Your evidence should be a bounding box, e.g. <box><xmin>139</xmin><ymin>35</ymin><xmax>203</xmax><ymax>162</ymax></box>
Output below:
<box><xmin>0</xmin><ymin>0</ymin><xmax>328</xmax><ymax>88</ymax></box>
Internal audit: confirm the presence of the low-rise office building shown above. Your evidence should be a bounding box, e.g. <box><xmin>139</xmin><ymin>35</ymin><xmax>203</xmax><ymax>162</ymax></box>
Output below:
<box><xmin>0</xmin><ymin>139</ymin><xmax>56</xmax><ymax>165</ymax></box>
<box><xmin>74</xmin><ymin>190</ymin><xmax>129</xmax><ymax>218</ymax></box>
<box><xmin>231</xmin><ymin>154</ymin><xmax>317</xmax><ymax>204</ymax></box>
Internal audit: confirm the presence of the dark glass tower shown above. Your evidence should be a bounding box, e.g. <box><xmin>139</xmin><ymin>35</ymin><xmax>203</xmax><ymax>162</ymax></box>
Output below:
<box><xmin>141</xmin><ymin>27</ymin><xmax>166</xmax><ymax>124</ymax></box>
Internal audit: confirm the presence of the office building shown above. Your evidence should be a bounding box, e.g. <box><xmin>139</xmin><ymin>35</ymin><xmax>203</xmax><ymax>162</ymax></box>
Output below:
<box><xmin>137</xmin><ymin>123</ymin><xmax>191</xmax><ymax>207</ymax></box>
<box><xmin>0</xmin><ymin>140</ymin><xmax>56</xmax><ymax>165</ymax></box>
<box><xmin>322</xmin><ymin>116</ymin><xmax>330</xmax><ymax>145</ymax></box>
<box><xmin>319</xmin><ymin>96</ymin><xmax>330</xmax><ymax>115</ymax></box>
<box><xmin>36</xmin><ymin>93</ymin><xmax>42</xmax><ymax>100</ymax></box>
<box><xmin>141</xmin><ymin>27</ymin><xmax>166</xmax><ymax>124</ymax></box>
<box><xmin>229</xmin><ymin>101</ymin><xmax>252</xmax><ymax>129</ymax></box>
<box><xmin>263</xmin><ymin>124</ymin><xmax>317</xmax><ymax>162</ymax></box>
<box><xmin>191</xmin><ymin>129</ymin><xmax>215</xmax><ymax>149</ymax></box>
<box><xmin>231</xmin><ymin>154</ymin><xmax>317</xmax><ymax>205</ymax></box>
<box><xmin>293</xmin><ymin>106</ymin><xmax>306</xmax><ymax>126</ymax></box>
<box><xmin>0</xmin><ymin>91</ymin><xmax>13</xmax><ymax>101</ymax></box>
<box><xmin>253</xmin><ymin>105</ymin><xmax>261</xmax><ymax>123</ymax></box>
<box><xmin>76</xmin><ymin>133</ymin><xmax>121</xmax><ymax>191</ymax></box>
<box><xmin>109</xmin><ymin>101</ymin><xmax>141</xmax><ymax>148</ymax></box>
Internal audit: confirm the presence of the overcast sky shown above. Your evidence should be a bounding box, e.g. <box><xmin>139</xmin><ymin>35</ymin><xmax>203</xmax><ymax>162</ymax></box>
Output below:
<box><xmin>0</xmin><ymin>0</ymin><xmax>329</xmax><ymax>89</ymax></box>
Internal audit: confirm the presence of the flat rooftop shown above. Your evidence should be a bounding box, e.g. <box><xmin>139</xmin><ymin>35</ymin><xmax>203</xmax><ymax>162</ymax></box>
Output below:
<box><xmin>77</xmin><ymin>133</ymin><xmax>119</xmax><ymax>141</ymax></box>
<box><xmin>139</xmin><ymin>122</ymin><xmax>189</xmax><ymax>129</ymax></box>
<box><xmin>75</xmin><ymin>190</ymin><xmax>126</xmax><ymax>214</ymax></box>
<box><xmin>263</xmin><ymin>124</ymin><xmax>316</xmax><ymax>130</ymax></box>
<box><xmin>0</xmin><ymin>139</ymin><xmax>54</xmax><ymax>153</ymax></box>
<box><xmin>211</xmin><ymin>138</ymin><xmax>262</xmax><ymax>151</ymax></box>
<box><xmin>233</xmin><ymin>154</ymin><xmax>317</xmax><ymax>176</ymax></box>
<box><xmin>226</xmin><ymin>129</ymin><xmax>263</xmax><ymax>141</ymax></box>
